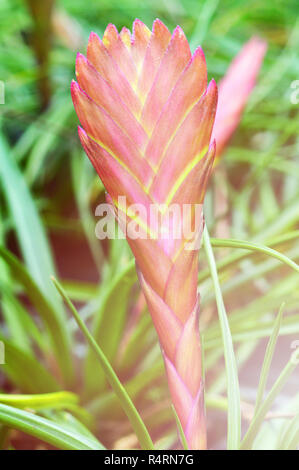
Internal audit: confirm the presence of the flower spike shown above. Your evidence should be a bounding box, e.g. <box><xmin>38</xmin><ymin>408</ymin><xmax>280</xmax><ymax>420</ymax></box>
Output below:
<box><xmin>72</xmin><ymin>19</ymin><xmax>218</xmax><ymax>450</ymax></box>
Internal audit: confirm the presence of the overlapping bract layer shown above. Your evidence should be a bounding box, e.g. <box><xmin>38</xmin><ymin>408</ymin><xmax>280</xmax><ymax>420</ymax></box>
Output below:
<box><xmin>72</xmin><ymin>19</ymin><xmax>218</xmax><ymax>449</ymax></box>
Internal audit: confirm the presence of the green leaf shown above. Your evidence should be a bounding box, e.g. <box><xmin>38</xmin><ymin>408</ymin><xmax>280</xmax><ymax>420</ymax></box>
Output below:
<box><xmin>278</xmin><ymin>413</ymin><xmax>299</xmax><ymax>450</ymax></box>
<box><xmin>254</xmin><ymin>303</ymin><xmax>285</xmax><ymax>413</ymax></box>
<box><xmin>0</xmin><ymin>129</ymin><xmax>73</xmax><ymax>384</ymax></box>
<box><xmin>171</xmin><ymin>405</ymin><xmax>189</xmax><ymax>450</ymax></box>
<box><xmin>24</xmin><ymin>98</ymin><xmax>73</xmax><ymax>184</ymax></box>
<box><xmin>87</xmin><ymin>361</ymin><xmax>164</xmax><ymax>417</ymax></box>
<box><xmin>0</xmin><ymin>282</ymin><xmax>32</xmax><ymax>355</ymax></box>
<box><xmin>42</xmin><ymin>410</ymin><xmax>96</xmax><ymax>442</ymax></box>
<box><xmin>240</xmin><ymin>348</ymin><xmax>299</xmax><ymax>449</ymax></box>
<box><xmin>0</xmin><ymin>391</ymin><xmax>78</xmax><ymax>410</ymax></box>
<box><xmin>0</xmin><ymin>129</ymin><xmax>64</xmax><ymax>316</ymax></box>
<box><xmin>0</xmin><ymin>280</ymin><xmax>45</xmax><ymax>354</ymax></box>
<box><xmin>0</xmin><ymin>246</ymin><xmax>73</xmax><ymax>384</ymax></box>
<box><xmin>93</xmin><ymin>264</ymin><xmax>136</xmax><ymax>363</ymax></box>
<box><xmin>118</xmin><ymin>313</ymin><xmax>152</xmax><ymax>372</ymax></box>
<box><xmin>0</xmin><ymin>335</ymin><xmax>59</xmax><ymax>393</ymax></box>
<box><xmin>210</xmin><ymin>237</ymin><xmax>299</xmax><ymax>274</ymax></box>
<box><xmin>0</xmin><ymin>208</ymin><xmax>33</xmax><ymax>353</ymax></box>
<box><xmin>0</xmin><ymin>404</ymin><xmax>104</xmax><ymax>450</ymax></box>
<box><xmin>190</xmin><ymin>0</ymin><xmax>220</xmax><ymax>48</ymax></box>
<box><xmin>198</xmin><ymin>231</ymin><xmax>299</xmax><ymax>284</ymax></box>
<box><xmin>52</xmin><ymin>276</ymin><xmax>154</xmax><ymax>450</ymax></box>
<box><xmin>85</xmin><ymin>259</ymin><xmax>136</xmax><ymax>395</ymax></box>
<box><xmin>203</xmin><ymin>226</ymin><xmax>241</xmax><ymax>450</ymax></box>
<box><xmin>62</xmin><ymin>280</ymin><xmax>99</xmax><ymax>302</ymax></box>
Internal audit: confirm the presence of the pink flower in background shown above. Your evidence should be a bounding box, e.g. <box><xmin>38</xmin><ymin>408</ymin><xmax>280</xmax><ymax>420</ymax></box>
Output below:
<box><xmin>213</xmin><ymin>36</ymin><xmax>267</xmax><ymax>161</ymax></box>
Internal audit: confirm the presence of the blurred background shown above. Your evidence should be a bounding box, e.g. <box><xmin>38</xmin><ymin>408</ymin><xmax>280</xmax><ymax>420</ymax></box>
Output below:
<box><xmin>0</xmin><ymin>0</ymin><xmax>298</xmax><ymax>450</ymax></box>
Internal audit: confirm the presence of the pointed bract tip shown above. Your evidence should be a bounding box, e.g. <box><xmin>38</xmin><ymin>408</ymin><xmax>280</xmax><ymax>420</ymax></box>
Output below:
<box><xmin>188</xmin><ymin>46</ymin><xmax>207</xmax><ymax>75</ymax></box>
<box><xmin>70</xmin><ymin>79</ymin><xmax>77</xmax><ymax>91</ymax></box>
<box><xmin>169</xmin><ymin>25</ymin><xmax>190</xmax><ymax>56</ymax></box>
<box><xmin>70</xmin><ymin>80</ymin><xmax>81</xmax><ymax>102</ymax></box>
<box><xmin>87</xmin><ymin>31</ymin><xmax>101</xmax><ymax>52</ymax></box>
<box><xmin>103</xmin><ymin>23</ymin><xmax>119</xmax><ymax>47</ymax></box>
<box><xmin>78</xmin><ymin>125</ymin><xmax>88</xmax><ymax>143</ymax></box>
<box><xmin>75</xmin><ymin>52</ymin><xmax>87</xmax><ymax>68</ymax></box>
<box><xmin>70</xmin><ymin>80</ymin><xmax>78</xmax><ymax>106</ymax></box>
<box><xmin>153</xmin><ymin>18</ymin><xmax>164</xmax><ymax>27</ymax></box>
<box><xmin>192</xmin><ymin>45</ymin><xmax>205</xmax><ymax>61</ymax></box>
<box><xmin>152</xmin><ymin>18</ymin><xmax>171</xmax><ymax>39</ymax></box>
<box><xmin>88</xmin><ymin>31</ymin><xmax>100</xmax><ymax>43</ymax></box>
<box><xmin>208</xmin><ymin>78</ymin><xmax>218</xmax><ymax>95</ymax></box>
<box><xmin>120</xmin><ymin>26</ymin><xmax>131</xmax><ymax>35</ymax></box>
<box><xmin>172</xmin><ymin>25</ymin><xmax>186</xmax><ymax>40</ymax></box>
<box><xmin>120</xmin><ymin>26</ymin><xmax>131</xmax><ymax>46</ymax></box>
<box><xmin>205</xmin><ymin>79</ymin><xmax>218</xmax><ymax>115</ymax></box>
<box><xmin>132</xmin><ymin>18</ymin><xmax>143</xmax><ymax>35</ymax></box>
<box><xmin>104</xmin><ymin>23</ymin><xmax>118</xmax><ymax>34</ymax></box>
<box><xmin>132</xmin><ymin>18</ymin><xmax>151</xmax><ymax>41</ymax></box>
<box><xmin>133</xmin><ymin>18</ymin><xmax>145</xmax><ymax>27</ymax></box>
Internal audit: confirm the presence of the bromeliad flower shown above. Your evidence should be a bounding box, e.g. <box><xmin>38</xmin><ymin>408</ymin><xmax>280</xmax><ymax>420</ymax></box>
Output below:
<box><xmin>213</xmin><ymin>36</ymin><xmax>267</xmax><ymax>161</ymax></box>
<box><xmin>71</xmin><ymin>19</ymin><xmax>217</xmax><ymax>449</ymax></box>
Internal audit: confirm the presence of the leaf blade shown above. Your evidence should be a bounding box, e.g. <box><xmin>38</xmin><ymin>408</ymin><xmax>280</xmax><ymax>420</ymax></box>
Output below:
<box><xmin>52</xmin><ymin>276</ymin><xmax>154</xmax><ymax>450</ymax></box>
<box><xmin>0</xmin><ymin>404</ymin><xmax>104</xmax><ymax>450</ymax></box>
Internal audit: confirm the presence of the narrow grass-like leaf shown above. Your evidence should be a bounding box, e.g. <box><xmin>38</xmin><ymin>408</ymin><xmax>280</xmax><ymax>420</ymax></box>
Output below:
<box><xmin>0</xmin><ymin>284</ymin><xmax>32</xmax><ymax>354</ymax></box>
<box><xmin>198</xmin><ymin>231</ymin><xmax>299</xmax><ymax>284</ymax></box>
<box><xmin>52</xmin><ymin>276</ymin><xmax>154</xmax><ymax>450</ymax></box>
<box><xmin>0</xmin><ymin>130</ymin><xmax>64</xmax><ymax>316</ymax></box>
<box><xmin>0</xmin><ymin>280</ymin><xmax>45</xmax><ymax>353</ymax></box>
<box><xmin>0</xmin><ymin>207</ymin><xmax>33</xmax><ymax>353</ymax></box>
<box><xmin>62</xmin><ymin>280</ymin><xmax>99</xmax><ymax>302</ymax></box>
<box><xmin>42</xmin><ymin>410</ymin><xmax>95</xmax><ymax>441</ymax></box>
<box><xmin>0</xmin><ymin>335</ymin><xmax>59</xmax><ymax>393</ymax></box>
<box><xmin>119</xmin><ymin>313</ymin><xmax>152</xmax><ymax>372</ymax></box>
<box><xmin>0</xmin><ymin>392</ymin><xmax>78</xmax><ymax>410</ymax></box>
<box><xmin>204</xmin><ymin>313</ymin><xmax>299</xmax><ymax>349</ymax></box>
<box><xmin>85</xmin><ymin>260</ymin><xmax>136</xmax><ymax>395</ymax></box>
<box><xmin>211</xmin><ymin>237</ymin><xmax>299</xmax><ymax>274</ymax></box>
<box><xmin>254</xmin><ymin>303</ymin><xmax>285</xmax><ymax>413</ymax></box>
<box><xmin>0</xmin><ymin>246</ymin><xmax>73</xmax><ymax>384</ymax></box>
<box><xmin>278</xmin><ymin>413</ymin><xmax>299</xmax><ymax>450</ymax></box>
<box><xmin>205</xmin><ymin>246</ymin><xmax>299</xmax><ymax>303</ymax></box>
<box><xmin>203</xmin><ymin>226</ymin><xmax>241</xmax><ymax>449</ymax></box>
<box><xmin>0</xmin><ymin>404</ymin><xmax>104</xmax><ymax>450</ymax></box>
<box><xmin>171</xmin><ymin>405</ymin><xmax>189</xmax><ymax>450</ymax></box>
<box><xmin>240</xmin><ymin>348</ymin><xmax>299</xmax><ymax>449</ymax></box>
<box><xmin>190</xmin><ymin>0</ymin><xmax>220</xmax><ymax>48</ymax></box>
<box><xmin>24</xmin><ymin>98</ymin><xmax>73</xmax><ymax>184</ymax></box>
<box><xmin>87</xmin><ymin>361</ymin><xmax>164</xmax><ymax>417</ymax></box>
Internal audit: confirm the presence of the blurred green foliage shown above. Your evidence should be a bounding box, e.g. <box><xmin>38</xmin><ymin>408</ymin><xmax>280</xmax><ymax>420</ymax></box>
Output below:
<box><xmin>0</xmin><ymin>0</ymin><xmax>298</xmax><ymax>450</ymax></box>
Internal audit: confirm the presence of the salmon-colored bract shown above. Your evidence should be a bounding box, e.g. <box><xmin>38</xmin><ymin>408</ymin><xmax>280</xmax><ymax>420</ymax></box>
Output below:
<box><xmin>72</xmin><ymin>18</ymin><xmax>217</xmax><ymax>450</ymax></box>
